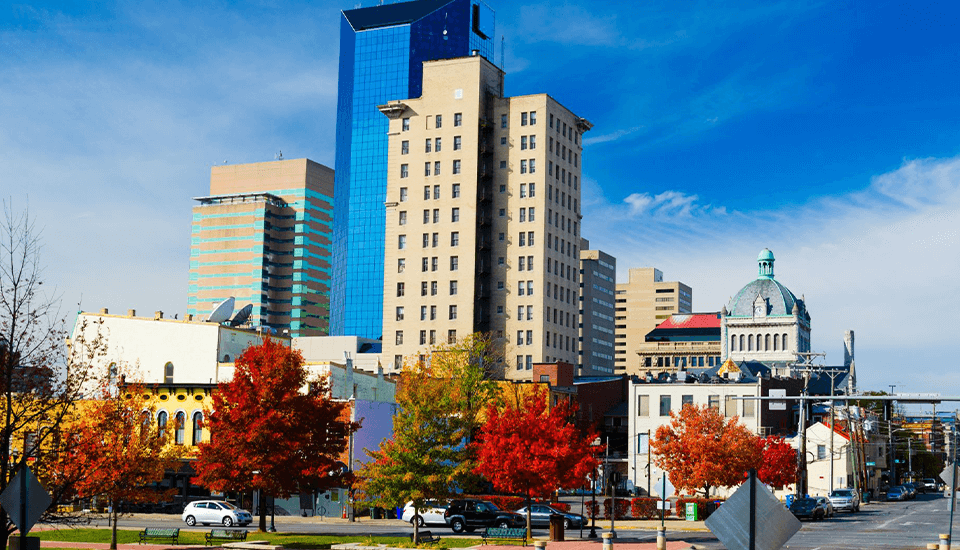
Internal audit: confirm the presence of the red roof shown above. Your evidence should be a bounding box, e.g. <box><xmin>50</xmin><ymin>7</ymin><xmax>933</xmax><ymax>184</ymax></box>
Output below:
<box><xmin>656</xmin><ymin>312</ymin><xmax>721</xmax><ymax>329</ymax></box>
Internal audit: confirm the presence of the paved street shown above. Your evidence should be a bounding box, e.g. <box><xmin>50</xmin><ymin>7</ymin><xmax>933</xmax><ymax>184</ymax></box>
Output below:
<box><xmin>47</xmin><ymin>493</ymin><xmax>959</xmax><ymax>549</ymax></box>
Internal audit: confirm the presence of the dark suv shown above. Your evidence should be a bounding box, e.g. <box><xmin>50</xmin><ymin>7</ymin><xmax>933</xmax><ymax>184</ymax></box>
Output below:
<box><xmin>443</xmin><ymin>499</ymin><xmax>524</xmax><ymax>533</ymax></box>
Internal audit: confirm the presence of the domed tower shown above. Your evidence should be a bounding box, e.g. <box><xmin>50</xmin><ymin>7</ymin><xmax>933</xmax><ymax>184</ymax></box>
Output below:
<box><xmin>721</xmin><ymin>249</ymin><xmax>811</xmax><ymax>368</ymax></box>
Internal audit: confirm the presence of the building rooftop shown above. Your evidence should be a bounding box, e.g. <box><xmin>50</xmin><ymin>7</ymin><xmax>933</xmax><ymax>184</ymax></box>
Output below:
<box><xmin>342</xmin><ymin>0</ymin><xmax>455</xmax><ymax>31</ymax></box>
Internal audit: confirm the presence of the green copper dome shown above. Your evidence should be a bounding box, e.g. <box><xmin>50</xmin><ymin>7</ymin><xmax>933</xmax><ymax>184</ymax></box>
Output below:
<box><xmin>726</xmin><ymin>249</ymin><xmax>805</xmax><ymax>317</ymax></box>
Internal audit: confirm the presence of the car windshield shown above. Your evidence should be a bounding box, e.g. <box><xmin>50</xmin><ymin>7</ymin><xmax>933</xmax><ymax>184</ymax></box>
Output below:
<box><xmin>794</xmin><ymin>498</ymin><xmax>816</xmax><ymax>506</ymax></box>
<box><xmin>478</xmin><ymin>502</ymin><xmax>500</xmax><ymax>512</ymax></box>
<box><xmin>830</xmin><ymin>490</ymin><xmax>853</xmax><ymax>497</ymax></box>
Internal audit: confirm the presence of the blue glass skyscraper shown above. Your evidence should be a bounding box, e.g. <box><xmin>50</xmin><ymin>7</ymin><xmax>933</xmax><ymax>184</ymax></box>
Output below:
<box><xmin>331</xmin><ymin>0</ymin><xmax>495</xmax><ymax>339</ymax></box>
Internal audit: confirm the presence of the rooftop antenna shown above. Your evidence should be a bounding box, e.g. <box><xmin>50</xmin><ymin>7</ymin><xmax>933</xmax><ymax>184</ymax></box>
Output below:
<box><xmin>500</xmin><ymin>35</ymin><xmax>505</xmax><ymax>70</ymax></box>
<box><xmin>275</xmin><ymin>150</ymin><xmax>283</xmax><ymax>161</ymax></box>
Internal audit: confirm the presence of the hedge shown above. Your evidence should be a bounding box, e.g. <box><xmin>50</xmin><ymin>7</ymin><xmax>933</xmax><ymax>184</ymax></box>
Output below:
<box><xmin>630</xmin><ymin>498</ymin><xmax>659</xmax><ymax>520</ymax></box>
<box><xmin>602</xmin><ymin>498</ymin><xmax>631</xmax><ymax>519</ymax></box>
<box><xmin>675</xmin><ymin>497</ymin><xmax>724</xmax><ymax>519</ymax></box>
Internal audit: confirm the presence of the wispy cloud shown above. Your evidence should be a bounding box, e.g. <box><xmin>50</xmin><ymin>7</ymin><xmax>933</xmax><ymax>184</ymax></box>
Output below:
<box><xmin>583</xmin><ymin>125</ymin><xmax>645</xmax><ymax>146</ymax></box>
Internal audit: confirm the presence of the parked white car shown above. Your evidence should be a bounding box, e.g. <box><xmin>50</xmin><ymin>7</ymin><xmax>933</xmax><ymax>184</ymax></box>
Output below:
<box><xmin>400</xmin><ymin>500</ymin><xmax>448</xmax><ymax>527</ymax></box>
<box><xmin>182</xmin><ymin>500</ymin><xmax>253</xmax><ymax>527</ymax></box>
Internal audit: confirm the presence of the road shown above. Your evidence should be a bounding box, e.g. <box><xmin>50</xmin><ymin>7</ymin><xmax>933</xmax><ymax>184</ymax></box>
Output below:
<box><xmin>51</xmin><ymin>493</ymin><xmax>957</xmax><ymax>549</ymax></box>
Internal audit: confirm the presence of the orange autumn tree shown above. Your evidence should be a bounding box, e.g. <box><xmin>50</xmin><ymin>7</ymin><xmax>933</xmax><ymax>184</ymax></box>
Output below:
<box><xmin>473</xmin><ymin>387</ymin><xmax>599</xmax><ymax>539</ymax></box>
<box><xmin>757</xmin><ymin>436</ymin><xmax>797</xmax><ymax>489</ymax></box>
<box><xmin>54</xmin><ymin>384</ymin><xmax>183</xmax><ymax>550</ymax></box>
<box><xmin>194</xmin><ymin>339</ymin><xmax>357</xmax><ymax>532</ymax></box>
<box><xmin>652</xmin><ymin>404</ymin><xmax>761</xmax><ymax>498</ymax></box>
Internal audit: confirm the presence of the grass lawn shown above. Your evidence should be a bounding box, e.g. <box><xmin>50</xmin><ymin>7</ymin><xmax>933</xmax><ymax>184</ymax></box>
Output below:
<box><xmin>35</xmin><ymin>528</ymin><xmax>481</xmax><ymax>548</ymax></box>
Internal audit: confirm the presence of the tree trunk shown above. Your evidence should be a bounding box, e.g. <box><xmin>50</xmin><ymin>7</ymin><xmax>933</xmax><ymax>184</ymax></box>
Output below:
<box><xmin>525</xmin><ymin>490</ymin><xmax>532</xmax><ymax>540</ymax></box>
<box><xmin>110</xmin><ymin>500</ymin><xmax>118</xmax><ymax>550</ymax></box>
<box><xmin>412</xmin><ymin>504</ymin><xmax>419</xmax><ymax>545</ymax></box>
<box><xmin>258</xmin><ymin>492</ymin><xmax>267</xmax><ymax>532</ymax></box>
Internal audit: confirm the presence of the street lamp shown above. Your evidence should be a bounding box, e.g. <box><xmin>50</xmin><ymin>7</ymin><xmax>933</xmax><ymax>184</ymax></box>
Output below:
<box><xmin>588</xmin><ymin>468</ymin><xmax>598</xmax><ymax>539</ymax></box>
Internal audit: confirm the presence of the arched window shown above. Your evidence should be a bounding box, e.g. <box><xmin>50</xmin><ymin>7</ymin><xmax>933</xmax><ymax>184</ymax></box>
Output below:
<box><xmin>748</xmin><ymin>335</ymin><xmax>753</xmax><ymax>351</ymax></box>
<box><xmin>731</xmin><ymin>335</ymin><xmax>737</xmax><ymax>351</ymax></box>
<box><xmin>192</xmin><ymin>412</ymin><xmax>203</xmax><ymax>445</ymax></box>
<box><xmin>765</xmin><ymin>334</ymin><xmax>770</xmax><ymax>351</ymax></box>
<box><xmin>175</xmin><ymin>411</ymin><xmax>185</xmax><ymax>445</ymax></box>
<box><xmin>773</xmin><ymin>334</ymin><xmax>779</xmax><ymax>351</ymax></box>
<box><xmin>739</xmin><ymin>335</ymin><xmax>744</xmax><ymax>351</ymax></box>
<box><xmin>157</xmin><ymin>411</ymin><xmax>168</xmax><ymax>437</ymax></box>
<box><xmin>164</xmin><ymin>362</ymin><xmax>174</xmax><ymax>384</ymax></box>
<box><xmin>782</xmin><ymin>333</ymin><xmax>789</xmax><ymax>349</ymax></box>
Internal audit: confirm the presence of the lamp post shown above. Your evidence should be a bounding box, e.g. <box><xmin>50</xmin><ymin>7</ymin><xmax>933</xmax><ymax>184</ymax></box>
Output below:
<box><xmin>588</xmin><ymin>468</ymin><xmax>598</xmax><ymax>539</ymax></box>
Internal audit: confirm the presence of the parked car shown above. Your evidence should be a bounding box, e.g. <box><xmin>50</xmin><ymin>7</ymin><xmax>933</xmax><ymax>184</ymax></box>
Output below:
<box><xmin>886</xmin><ymin>486</ymin><xmax>907</xmax><ymax>501</ymax></box>
<box><xmin>814</xmin><ymin>497</ymin><xmax>835</xmax><ymax>518</ymax></box>
<box><xmin>182</xmin><ymin>500</ymin><xmax>253</xmax><ymax>527</ymax></box>
<box><xmin>827</xmin><ymin>488</ymin><xmax>860</xmax><ymax>513</ymax></box>
<box><xmin>902</xmin><ymin>483</ymin><xmax>918</xmax><ymax>499</ymax></box>
<box><xmin>923</xmin><ymin>478</ymin><xmax>940</xmax><ymax>492</ymax></box>
<box><xmin>789</xmin><ymin>497</ymin><xmax>826</xmax><ymax>521</ymax></box>
<box><xmin>401</xmin><ymin>501</ymin><xmax>448</xmax><ymax>527</ymax></box>
<box><xmin>443</xmin><ymin>499</ymin><xmax>524</xmax><ymax>533</ymax></box>
<box><xmin>513</xmin><ymin>504</ymin><xmax>587</xmax><ymax>529</ymax></box>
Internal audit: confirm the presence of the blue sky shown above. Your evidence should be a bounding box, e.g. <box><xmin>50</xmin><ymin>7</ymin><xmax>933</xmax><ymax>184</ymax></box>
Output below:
<box><xmin>2</xmin><ymin>0</ymin><xmax>959</xmax><ymax>398</ymax></box>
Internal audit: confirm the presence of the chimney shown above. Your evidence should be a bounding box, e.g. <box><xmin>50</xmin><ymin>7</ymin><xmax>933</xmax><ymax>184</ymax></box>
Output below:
<box><xmin>127</xmin><ymin>309</ymin><xmax>136</xmax><ymax>317</ymax></box>
<box><xmin>843</xmin><ymin>330</ymin><xmax>854</xmax><ymax>368</ymax></box>
<box><xmin>99</xmin><ymin>308</ymin><xmax>109</xmax><ymax>314</ymax></box>
<box><xmin>154</xmin><ymin>311</ymin><xmax>163</xmax><ymax>320</ymax></box>
<box><xmin>186</xmin><ymin>314</ymin><xmax>194</xmax><ymax>321</ymax></box>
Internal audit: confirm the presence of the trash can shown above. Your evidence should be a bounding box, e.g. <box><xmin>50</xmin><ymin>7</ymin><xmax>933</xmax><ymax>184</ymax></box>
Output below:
<box><xmin>549</xmin><ymin>514</ymin><xmax>565</xmax><ymax>541</ymax></box>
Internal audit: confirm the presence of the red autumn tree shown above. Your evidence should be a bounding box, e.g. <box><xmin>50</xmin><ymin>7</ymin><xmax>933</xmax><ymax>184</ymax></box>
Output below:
<box><xmin>52</xmin><ymin>384</ymin><xmax>183</xmax><ymax>550</ymax></box>
<box><xmin>757</xmin><ymin>436</ymin><xmax>797</xmax><ymax>489</ymax></box>
<box><xmin>194</xmin><ymin>339</ymin><xmax>358</xmax><ymax>532</ymax></box>
<box><xmin>652</xmin><ymin>404</ymin><xmax>761</xmax><ymax>497</ymax></box>
<box><xmin>473</xmin><ymin>387</ymin><xmax>599</xmax><ymax>538</ymax></box>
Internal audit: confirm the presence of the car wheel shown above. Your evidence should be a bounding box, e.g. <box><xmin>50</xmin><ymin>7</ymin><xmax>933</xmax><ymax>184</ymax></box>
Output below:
<box><xmin>222</xmin><ymin>517</ymin><xmax>234</xmax><ymax>527</ymax></box>
<box><xmin>450</xmin><ymin>518</ymin><xmax>465</xmax><ymax>533</ymax></box>
<box><xmin>185</xmin><ymin>515</ymin><xmax>196</xmax><ymax>526</ymax></box>
<box><xmin>564</xmin><ymin>518</ymin><xmax>572</xmax><ymax>529</ymax></box>
<box><xmin>497</xmin><ymin>520</ymin><xmax>510</xmax><ymax>529</ymax></box>
<box><xmin>411</xmin><ymin>515</ymin><xmax>425</xmax><ymax>527</ymax></box>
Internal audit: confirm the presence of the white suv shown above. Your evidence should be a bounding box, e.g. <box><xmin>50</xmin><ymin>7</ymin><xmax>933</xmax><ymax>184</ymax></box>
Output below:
<box><xmin>182</xmin><ymin>500</ymin><xmax>253</xmax><ymax>527</ymax></box>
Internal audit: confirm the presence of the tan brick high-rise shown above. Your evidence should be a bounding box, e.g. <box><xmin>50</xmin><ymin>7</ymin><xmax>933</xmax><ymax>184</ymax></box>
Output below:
<box><xmin>379</xmin><ymin>55</ymin><xmax>591</xmax><ymax>379</ymax></box>
<box><xmin>614</xmin><ymin>268</ymin><xmax>692</xmax><ymax>373</ymax></box>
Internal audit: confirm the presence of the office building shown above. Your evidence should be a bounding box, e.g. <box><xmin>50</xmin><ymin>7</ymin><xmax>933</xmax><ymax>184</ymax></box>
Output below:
<box><xmin>614</xmin><ymin>268</ymin><xmax>692</xmax><ymax>373</ymax></box>
<box><xmin>188</xmin><ymin>159</ymin><xmax>334</xmax><ymax>336</ymax></box>
<box><xmin>378</xmin><ymin>55</ymin><xmax>590</xmax><ymax>379</ymax></box>
<box><xmin>578</xmin><ymin>242</ymin><xmax>616</xmax><ymax>376</ymax></box>
<box><xmin>331</xmin><ymin>0</ymin><xmax>496</xmax><ymax>339</ymax></box>
<box><xmin>635</xmin><ymin>312</ymin><xmax>722</xmax><ymax>375</ymax></box>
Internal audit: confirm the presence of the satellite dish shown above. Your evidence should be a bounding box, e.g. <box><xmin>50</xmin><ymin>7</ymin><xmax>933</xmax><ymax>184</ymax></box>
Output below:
<box><xmin>230</xmin><ymin>304</ymin><xmax>253</xmax><ymax>327</ymax></box>
<box><xmin>207</xmin><ymin>297</ymin><xmax>235</xmax><ymax>324</ymax></box>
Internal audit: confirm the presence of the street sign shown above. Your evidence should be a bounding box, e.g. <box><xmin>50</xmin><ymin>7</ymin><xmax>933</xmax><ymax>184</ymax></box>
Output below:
<box><xmin>0</xmin><ymin>466</ymin><xmax>52</xmax><ymax>534</ymax></box>
<box><xmin>940</xmin><ymin>464</ymin><xmax>955</xmax><ymax>488</ymax></box>
<box><xmin>652</xmin><ymin>474</ymin><xmax>675</xmax><ymax>498</ymax></box>
<box><xmin>769</xmin><ymin>389</ymin><xmax>786</xmax><ymax>411</ymax></box>
<box><xmin>866</xmin><ymin>461</ymin><xmax>876</xmax><ymax>467</ymax></box>
<box><xmin>705</xmin><ymin>477</ymin><xmax>800</xmax><ymax>550</ymax></box>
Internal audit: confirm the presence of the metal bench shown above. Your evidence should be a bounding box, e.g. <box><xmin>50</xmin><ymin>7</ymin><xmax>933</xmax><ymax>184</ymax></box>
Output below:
<box><xmin>205</xmin><ymin>529</ymin><xmax>248</xmax><ymax>546</ymax></box>
<box><xmin>409</xmin><ymin>530</ymin><xmax>441</xmax><ymax>544</ymax></box>
<box><xmin>481</xmin><ymin>527</ymin><xmax>526</xmax><ymax>546</ymax></box>
<box><xmin>139</xmin><ymin>527</ymin><xmax>180</xmax><ymax>545</ymax></box>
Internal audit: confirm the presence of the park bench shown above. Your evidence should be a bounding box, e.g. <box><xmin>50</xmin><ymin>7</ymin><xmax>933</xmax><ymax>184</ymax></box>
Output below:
<box><xmin>139</xmin><ymin>527</ymin><xmax>180</xmax><ymax>545</ymax></box>
<box><xmin>205</xmin><ymin>529</ymin><xmax>248</xmax><ymax>545</ymax></box>
<box><xmin>481</xmin><ymin>527</ymin><xmax>526</xmax><ymax>546</ymax></box>
<box><xmin>408</xmin><ymin>530</ymin><xmax>441</xmax><ymax>544</ymax></box>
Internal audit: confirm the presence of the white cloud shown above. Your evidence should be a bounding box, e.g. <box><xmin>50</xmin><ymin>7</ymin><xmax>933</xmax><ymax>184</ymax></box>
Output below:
<box><xmin>582</xmin><ymin>156</ymin><xmax>960</xmax><ymax>394</ymax></box>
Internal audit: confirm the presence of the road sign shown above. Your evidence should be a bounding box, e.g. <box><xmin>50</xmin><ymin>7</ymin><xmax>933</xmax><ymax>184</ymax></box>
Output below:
<box><xmin>705</xmin><ymin>477</ymin><xmax>800</xmax><ymax>550</ymax></box>
<box><xmin>940</xmin><ymin>464</ymin><xmax>955</xmax><ymax>488</ymax></box>
<box><xmin>0</xmin><ymin>466</ymin><xmax>52</xmax><ymax>534</ymax></box>
<box><xmin>769</xmin><ymin>389</ymin><xmax>787</xmax><ymax>411</ymax></box>
<box><xmin>652</xmin><ymin>474</ymin><xmax>675</xmax><ymax>498</ymax></box>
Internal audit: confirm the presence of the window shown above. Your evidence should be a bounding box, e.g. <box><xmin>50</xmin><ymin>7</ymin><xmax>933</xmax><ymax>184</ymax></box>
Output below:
<box><xmin>399</xmin><ymin>187</ymin><xmax>408</xmax><ymax>202</ymax></box>
<box><xmin>398</xmin><ymin>211</ymin><xmax>407</xmax><ymax>225</ymax></box>
<box><xmin>396</xmin><ymin>306</ymin><xmax>404</xmax><ymax>321</ymax></box>
<box><xmin>433</xmin><ymin>209</ymin><xmax>439</xmax><ymax>223</ymax></box>
<box><xmin>164</xmin><ymin>362</ymin><xmax>174</xmax><ymax>384</ymax></box>
<box><xmin>500</xmin><ymin>160</ymin><xmax>507</xmax><ymax>169</ymax></box>
<box><xmin>773</xmin><ymin>334</ymin><xmax>779</xmax><ymax>351</ymax></box>
<box><xmin>454</xmin><ymin>112</ymin><xmax>462</xmax><ymax>126</ymax></box>
<box><xmin>498</xmin><ymin>256</ymin><xmax>504</xmax><ymax>265</ymax></box>
<box><xmin>435</xmin><ymin>114</ymin><xmax>442</xmax><ymax>128</ymax></box>
<box><xmin>519</xmin><ymin>257</ymin><xmax>526</xmax><ymax>271</ymax></box>
<box><xmin>421</xmin><ymin>257</ymin><xmax>428</xmax><ymax>272</ymax></box>
<box><xmin>431</xmin><ymin>257</ymin><xmax>438</xmax><ymax>271</ymax></box>
<box><xmin>191</xmin><ymin>411</ymin><xmax>204</xmax><ymax>445</ymax></box>
<box><xmin>528</xmin><ymin>207</ymin><xmax>535</xmax><ymax>221</ymax></box>
<box><xmin>521</xmin><ymin>112</ymin><xmax>528</xmax><ymax>126</ymax></box>
<box><xmin>818</xmin><ymin>445</ymin><xmax>827</xmax><ymax>460</ymax></box>
<box><xmin>158</xmin><ymin>410</ymin><xmax>168</xmax><ymax>433</ymax></box>
<box><xmin>681</xmin><ymin>394</ymin><xmax>694</xmax><ymax>409</ymax></box>
<box><xmin>526</xmin><ymin>331</ymin><xmax>533</xmax><ymax>345</ymax></box>
<box><xmin>530</xmin><ymin>135</ymin><xmax>537</xmax><ymax>149</ymax></box>
<box><xmin>527</xmin><ymin>305</ymin><xmax>533</xmax><ymax>320</ymax></box>
<box><xmin>637</xmin><ymin>395</ymin><xmax>649</xmax><ymax>416</ymax></box>
<box><xmin>402</xmin><ymin>117</ymin><xmax>410</xmax><ymax>131</ymax></box>
<box><xmin>518</xmin><ymin>281</ymin><xmax>525</xmax><ymax>296</ymax></box>
<box><xmin>449</xmin><ymin>305</ymin><xmax>457</xmax><ymax>320</ymax></box>
<box><xmin>453</xmin><ymin>160</ymin><xmax>461</xmax><ymax>174</ymax></box>
<box><xmin>397</xmin><ymin>258</ymin><xmax>405</xmax><ymax>273</ymax></box>
<box><xmin>454</xmin><ymin>136</ymin><xmax>462</xmax><ymax>150</ymax></box>
<box><xmin>451</xmin><ymin>208</ymin><xmax>460</xmax><ymax>222</ymax></box>
<box><xmin>425</xmin><ymin>162</ymin><xmax>431</xmax><ymax>176</ymax></box>
<box><xmin>450</xmin><ymin>280</ymin><xmax>458</xmax><ymax>295</ymax></box>
<box><xmin>520</xmin><ymin>183</ymin><xmax>527</xmax><ymax>198</ymax></box>
<box><xmin>517</xmin><ymin>331</ymin><xmax>524</xmax><ymax>345</ymax></box>
<box><xmin>708</xmin><ymin>395</ymin><xmax>720</xmax><ymax>410</ymax></box>
<box><xmin>451</xmin><ymin>232</ymin><xmax>459</xmax><ymax>246</ymax></box>
<box><xmin>435</xmin><ymin>137</ymin><xmax>442</xmax><ymax>152</ymax></box>
<box><xmin>434</xmin><ymin>184</ymin><xmax>440</xmax><ymax>199</ymax></box>
<box><xmin>401</xmin><ymin>140</ymin><xmax>409</xmax><ymax>155</ymax></box>
<box><xmin>450</xmin><ymin>256</ymin><xmax>459</xmax><ymax>270</ymax></box>
<box><xmin>529</xmin><ymin>159</ymin><xmax>536</xmax><ymax>173</ymax></box>
<box><xmin>501</xmin><ymin>114</ymin><xmax>508</xmax><ymax>128</ymax></box>
<box><xmin>549</xmin><ymin>113</ymin><xmax>554</xmax><ymax>128</ymax></box>
<box><xmin>519</xmin><ymin>208</ymin><xmax>526</xmax><ymax>222</ymax></box>
<box><xmin>420</xmin><ymin>306</ymin><xmax>426</xmax><ymax>320</ymax></box>
<box><xmin>431</xmin><ymin>281</ymin><xmax>438</xmax><ymax>295</ymax></box>
<box><xmin>527</xmin><ymin>255</ymin><xmax>534</xmax><ymax>270</ymax></box>
<box><xmin>527</xmin><ymin>281</ymin><xmax>533</xmax><ymax>295</ymax></box>
<box><xmin>498</xmin><ymin>232</ymin><xmax>504</xmax><ymax>241</ymax></box>
<box><xmin>420</xmin><ymin>330</ymin><xmax>427</xmax><ymax>345</ymax></box>
<box><xmin>519</xmin><ymin>233</ymin><xmax>526</xmax><ymax>246</ymax></box>
<box><xmin>422</xmin><ymin>233</ymin><xmax>429</xmax><ymax>247</ymax></box>
<box><xmin>743</xmin><ymin>396</ymin><xmax>755</xmax><ymax>417</ymax></box>
<box><xmin>397</xmin><ymin>282</ymin><xmax>405</xmax><ymax>297</ymax></box>
<box><xmin>527</xmin><ymin>231</ymin><xmax>534</xmax><ymax>246</ymax></box>
<box><xmin>517</xmin><ymin>305</ymin><xmax>525</xmax><ymax>320</ymax></box>
<box><xmin>434</xmin><ymin>161</ymin><xmax>440</xmax><ymax>176</ymax></box>
<box><xmin>520</xmin><ymin>160</ymin><xmax>527</xmax><ymax>174</ymax></box>
<box><xmin>501</xmin><ymin>136</ymin><xmax>507</xmax><ymax>145</ymax></box>
<box><xmin>396</xmin><ymin>331</ymin><xmax>403</xmax><ymax>345</ymax></box>
<box><xmin>421</xmin><ymin>281</ymin><xmax>427</xmax><ymax>296</ymax></box>
<box><xmin>725</xmin><ymin>395</ymin><xmax>737</xmax><ymax>417</ymax></box>
<box><xmin>448</xmin><ymin>329</ymin><xmax>457</xmax><ymax>344</ymax></box>
<box><xmin>452</xmin><ymin>183</ymin><xmax>460</xmax><ymax>197</ymax></box>
<box><xmin>425</xmin><ymin>139</ymin><xmax>432</xmax><ymax>153</ymax></box>
<box><xmin>521</xmin><ymin>136</ymin><xmax>527</xmax><ymax>150</ymax></box>
<box><xmin>530</xmin><ymin>111</ymin><xmax>537</xmax><ymax>125</ymax></box>
<box><xmin>659</xmin><ymin>395</ymin><xmax>672</xmax><ymax>416</ymax></box>
<box><xmin>175</xmin><ymin>411</ymin><xmax>186</xmax><ymax>444</ymax></box>
<box><xmin>430</xmin><ymin>305</ymin><xmax>437</xmax><ymax>320</ymax></box>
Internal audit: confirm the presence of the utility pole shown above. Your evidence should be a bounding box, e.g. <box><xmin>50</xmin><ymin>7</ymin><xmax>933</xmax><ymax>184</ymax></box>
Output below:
<box><xmin>792</xmin><ymin>352</ymin><xmax>828</xmax><ymax>496</ymax></box>
<box><xmin>888</xmin><ymin>385</ymin><xmax>897</xmax><ymax>487</ymax></box>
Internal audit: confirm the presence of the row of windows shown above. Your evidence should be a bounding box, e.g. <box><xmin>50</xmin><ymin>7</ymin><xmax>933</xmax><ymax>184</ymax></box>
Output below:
<box><xmin>548</xmin><ymin>162</ymin><xmax>579</xmax><ymax>190</ymax></box>
<box><xmin>516</xmin><ymin>305</ymin><xmax>535</xmax><ymax>321</ymax></box>
<box><xmin>550</xmin><ymin>114</ymin><xmax>580</xmax><ymax>145</ymax></box>
<box><xmin>395</xmin><ymin>280</ymin><xmax>459</xmax><ymax>297</ymax></box>
<box><xmin>516</xmin><ymin>354</ymin><xmax>534</xmax><ymax>370</ymax></box>
<box><xmin>153</xmin><ymin>410</ymin><xmax>204</xmax><ymax>446</ymax></box>
<box><xmin>519</xmin><ymin>183</ymin><xmax>536</xmax><ymax>198</ymax></box>
<box><xmin>518</xmin><ymin>207</ymin><xmax>535</xmax><ymax>222</ymax></box>
<box><xmin>548</xmin><ymin>185</ymin><xmax>578</xmax><ymax>212</ymax></box>
<box><xmin>637</xmin><ymin>394</ymin><xmax>756</xmax><ymax>418</ymax></box>
<box><xmin>517</xmin><ymin>280</ymin><xmax>535</xmax><ymax>295</ymax></box>
<box><xmin>549</xmin><ymin>137</ymin><xmax>579</xmax><ymax>168</ymax></box>
<box><xmin>395</xmin><ymin>304</ymin><xmax>458</xmax><ymax>322</ymax></box>
<box><xmin>397</xmin><ymin>184</ymin><xmax>461</xmax><ymax>203</ymax></box>
<box><xmin>519</xmin><ymin>159</ymin><xmax>536</xmax><ymax>174</ymax></box>
<box><xmin>548</xmin><ymin>209</ymin><xmax>578</xmax><ymax>237</ymax></box>
<box><xmin>731</xmin><ymin>333</ymin><xmax>789</xmax><ymax>352</ymax></box>
<box><xmin>401</xmin><ymin>112</ymin><xmax>463</xmax><ymax>131</ymax></box>
<box><xmin>642</xmin><ymin>356</ymin><xmax>723</xmax><ymax>368</ymax></box>
<box><xmin>546</xmin><ymin>305</ymin><xmax>575</xmax><ymax>327</ymax></box>
<box><xmin>394</xmin><ymin>328</ymin><xmax>459</xmax><ymax>346</ymax></box>
<box><xmin>548</xmin><ymin>281</ymin><xmax>576</xmax><ymax>305</ymax></box>
<box><xmin>547</xmin><ymin>331</ymin><xmax>575</xmax><ymax>352</ymax></box>
<box><xmin>415</xmin><ymin>256</ymin><xmax>459</xmax><ymax>272</ymax></box>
